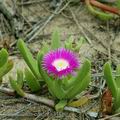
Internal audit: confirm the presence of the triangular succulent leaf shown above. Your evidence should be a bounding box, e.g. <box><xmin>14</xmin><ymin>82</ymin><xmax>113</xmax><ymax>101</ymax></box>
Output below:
<box><xmin>51</xmin><ymin>29</ymin><xmax>60</xmax><ymax>49</ymax></box>
<box><xmin>0</xmin><ymin>60</ymin><xmax>13</xmax><ymax>79</ymax></box>
<box><xmin>17</xmin><ymin>70</ymin><xmax>24</xmax><ymax>88</ymax></box>
<box><xmin>115</xmin><ymin>64</ymin><xmax>120</xmax><ymax>88</ymax></box>
<box><xmin>25</xmin><ymin>68</ymin><xmax>41</xmax><ymax>92</ymax></box>
<box><xmin>0</xmin><ymin>48</ymin><xmax>8</xmax><ymax>68</ymax></box>
<box><xmin>55</xmin><ymin>100</ymin><xmax>67</xmax><ymax>111</ymax></box>
<box><xmin>104</xmin><ymin>62</ymin><xmax>117</xmax><ymax>98</ymax></box>
<box><xmin>17</xmin><ymin>39</ymin><xmax>41</xmax><ymax>79</ymax></box>
<box><xmin>9</xmin><ymin>76</ymin><xmax>25</xmax><ymax>96</ymax></box>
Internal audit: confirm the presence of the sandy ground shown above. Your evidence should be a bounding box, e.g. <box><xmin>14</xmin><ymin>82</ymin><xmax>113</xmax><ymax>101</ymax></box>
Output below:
<box><xmin>0</xmin><ymin>1</ymin><xmax>120</xmax><ymax>119</ymax></box>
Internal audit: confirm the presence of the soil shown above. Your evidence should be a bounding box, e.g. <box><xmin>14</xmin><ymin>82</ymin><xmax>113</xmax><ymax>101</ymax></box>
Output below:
<box><xmin>0</xmin><ymin>0</ymin><xmax>120</xmax><ymax>120</ymax></box>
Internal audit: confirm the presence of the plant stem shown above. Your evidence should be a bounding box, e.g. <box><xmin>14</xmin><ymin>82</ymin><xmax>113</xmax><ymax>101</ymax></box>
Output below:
<box><xmin>85</xmin><ymin>0</ymin><xmax>113</xmax><ymax>20</ymax></box>
<box><xmin>90</xmin><ymin>0</ymin><xmax>120</xmax><ymax>15</ymax></box>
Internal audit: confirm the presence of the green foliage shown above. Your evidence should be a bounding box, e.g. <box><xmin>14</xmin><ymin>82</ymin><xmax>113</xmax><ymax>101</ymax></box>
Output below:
<box><xmin>104</xmin><ymin>62</ymin><xmax>120</xmax><ymax>113</ymax></box>
<box><xmin>17</xmin><ymin>39</ymin><xmax>41</xmax><ymax>80</ymax></box>
<box><xmin>41</xmin><ymin>29</ymin><xmax>61</xmax><ymax>54</ymax></box>
<box><xmin>38</xmin><ymin>51</ymin><xmax>91</xmax><ymax>100</ymax></box>
<box><xmin>51</xmin><ymin>29</ymin><xmax>61</xmax><ymax>50</ymax></box>
<box><xmin>74</xmin><ymin>37</ymin><xmax>85</xmax><ymax>52</ymax></box>
<box><xmin>0</xmin><ymin>49</ymin><xmax>13</xmax><ymax>84</ymax></box>
<box><xmin>65</xmin><ymin>36</ymin><xmax>73</xmax><ymax>50</ymax></box>
<box><xmin>9</xmin><ymin>70</ymin><xmax>25</xmax><ymax>96</ymax></box>
<box><xmin>104</xmin><ymin>62</ymin><xmax>117</xmax><ymax>98</ymax></box>
<box><xmin>65</xmin><ymin>36</ymin><xmax>85</xmax><ymax>52</ymax></box>
<box><xmin>41</xmin><ymin>41</ymin><xmax>50</xmax><ymax>54</ymax></box>
<box><xmin>85</xmin><ymin>0</ymin><xmax>113</xmax><ymax>20</ymax></box>
<box><xmin>0</xmin><ymin>48</ymin><xmax>8</xmax><ymax>68</ymax></box>
<box><xmin>16</xmin><ymin>70</ymin><xmax>24</xmax><ymax>88</ymax></box>
<box><xmin>9</xmin><ymin>67</ymin><xmax>41</xmax><ymax>95</ymax></box>
<box><xmin>36</xmin><ymin>30</ymin><xmax>91</xmax><ymax>110</ymax></box>
<box><xmin>9</xmin><ymin>76</ymin><xmax>25</xmax><ymax>96</ymax></box>
<box><xmin>14</xmin><ymin>30</ymin><xmax>90</xmax><ymax>110</ymax></box>
<box><xmin>17</xmin><ymin>39</ymin><xmax>42</xmax><ymax>92</ymax></box>
<box><xmin>115</xmin><ymin>0</ymin><xmax>120</xmax><ymax>9</ymax></box>
<box><xmin>0</xmin><ymin>60</ymin><xmax>13</xmax><ymax>78</ymax></box>
<box><xmin>25</xmin><ymin>68</ymin><xmax>41</xmax><ymax>92</ymax></box>
<box><xmin>66</xmin><ymin>60</ymin><xmax>91</xmax><ymax>98</ymax></box>
<box><xmin>55</xmin><ymin>100</ymin><xmax>67</xmax><ymax>111</ymax></box>
<box><xmin>115</xmin><ymin>64</ymin><xmax>120</xmax><ymax>87</ymax></box>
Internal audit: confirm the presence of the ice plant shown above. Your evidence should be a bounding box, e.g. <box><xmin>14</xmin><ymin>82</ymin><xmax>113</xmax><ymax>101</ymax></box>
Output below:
<box><xmin>42</xmin><ymin>48</ymin><xmax>79</xmax><ymax>78</ymax></box>
<box><xmin>37</xmin><ymin>31</ymin><xmax>91</xmax><ymax>110</ymax></box>
<box><xmin>38</xmin><ymin>30</ymin><xmax>91</xmax><ymax>111</ymax></box>
<box><xmin>90</xmin><ymin>0</ymin><xmax>120</xmax><ymax>15</ymax></box>
<box><xmin>14</xmin><ymin>30</ymin><xmax>90</xmax><ymax>111</ymax></box>
<box><xmin>38</xmin><ymin>51</ymin><xmax>91</xmax><ymax>111</ymax></box>
<box><xmin>85</xmin><ymin>0</ymin><xmax>120</xmax><ymax>20</ymax></box>
<box><xmin>104</xmin><ymin>62</ymin><xmax>120</xmax><ymax>113</ymax></box>
<box><xmin>85</xmin><ymin>0</ymin><xmax>113</xmax><ymax>20</ymax></box>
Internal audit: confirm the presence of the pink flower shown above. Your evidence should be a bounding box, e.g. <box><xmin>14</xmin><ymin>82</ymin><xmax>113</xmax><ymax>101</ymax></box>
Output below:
<box><xmin>42</xmin><ymin>48</ymin><xmax>80</xmax><ymax>77</ymax></box>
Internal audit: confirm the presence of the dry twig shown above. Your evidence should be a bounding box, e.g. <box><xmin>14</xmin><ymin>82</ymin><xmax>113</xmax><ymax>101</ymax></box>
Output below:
<box><xmin>0</xmin><ymin>86</ymin><xmax>82</xmax><ymax>113</ymax></box>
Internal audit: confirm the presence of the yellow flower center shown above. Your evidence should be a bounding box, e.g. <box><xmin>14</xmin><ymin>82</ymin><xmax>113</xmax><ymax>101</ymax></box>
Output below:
<box><xmin>52</xmin><ymin>59</ymin><xmax>69</xmax><ymax>71</ymax></box>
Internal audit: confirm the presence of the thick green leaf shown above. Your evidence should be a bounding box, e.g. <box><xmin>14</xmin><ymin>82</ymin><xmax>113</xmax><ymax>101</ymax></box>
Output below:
<box><xmin>17</xmin><ymin>39</ymin><xmax>41</xmax><ymax>79</ymax></box>
<box><xmin>17</xmin><ymin>70</ymin><xmax>24</xmax><ymax>88</ymax></box>
<box><xmin>9</xmin><ymin>76</ymin><xmax>25</xmax><ymax>96</ymax></box>
<box><xmin>67</xmin><ymin>74</ymin><xmax>90</xmax><ymax>99</ymax></box>
<box><xmin>53</xmin><ymin>80</ymin><xmax>66</xmax><ymax>99</ymax></box>
<box><xmin>65</xmin><ymin>36</ymin><xmax>73</xmax><ymax>50</ymax></box>
<box><xmin>66</xmin><ymin>60</ymin><xmax>91</xmax><ymax>99</ymax></box>
<box><xmin>73</xmin><ymin>60</ymin><xmax>91</xmax><ymax>83</ymax></box>
<box><xmin>64</xmin><ymin>59</ymin><xmax>91</xmax><ymax>90</ymax></box>
<box><xmin>61</xmin><ymin>77</ymin><xmax>69</xmax><ymax>89</ymax></box>
<box><xmin>115</xmin><ymin>0</ymin><xmax>120</xmax><ymax>9</ymax></box>
<box><xmin>51</xmin><ymin>29</ymin><xmax>60</xmax><ymax>49</ymax></box>
<box><xmin>55</xmin><ymin>100</ymin><xmax>67</xmax><ymax>111</ymax></box>
<box><xmin>41</xmin><ymin>42</ymin><xmax>50</xmax><ymax>54</ymax></box>
<box><xmin>0</xmin><ymin>48</ymin><xmax>8</xmax><ymax>68</ymax></box>
<box><xmin>37</xmin><ymin>51</ymin><xmax>56</xmax><ymax>97</ymax></box>
<box><xmin>0</xmin><ymin>60</ymin><xmax>13</xmax><ymax>79</ymax></box>
<box><xmin>25</xmin><ymin>68</ymin><xmax>40</xmax><ymax>92</ymax></box>
<box><xmin>85</xmin><ymin>0</ymin><xmax>113</xmax><ymax>20</ymax></box>
<box><xmin>74</xmin><ymin>37</ymin><xmax>85</xmax><ymax>52</ymax></box>
<box><xmin>114</xmin><ymin>88</ymin><xmax>120</xmax><ymax>112</ymax></box>
<box><xmin>38</xmin><ymin>51</ymin><xmax>66</xmax><ymax>99</ymax></box>
<box><xmin>115</xmin><ymin>64</ymin><xmax>120</xmax><ymax>88</ymax></box>
<box><xmin>104</xmin><ymin>62</ymin><xmax>117</xmax><ymax>98</ymax></box>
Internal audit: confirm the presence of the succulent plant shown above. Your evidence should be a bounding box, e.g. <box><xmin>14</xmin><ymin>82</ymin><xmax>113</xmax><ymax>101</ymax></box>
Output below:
<box><xmin>104</xmin><ymin>62</ymin><xmax>120</xmax><ymax>113</ymax></box>
<box><xmin>9</xmin><ymin>30</ymin><xmax>91</xmax><ymax>111</ymax></box>
<box><xmin>38</xmin><ymin>50</ymin><xmax>91</xmax><ymax>110</ymax></box>
<box><xmin>38</xmin><ymin>30</ymin><xmax>91</xmax><ymax>110</ymax></box>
